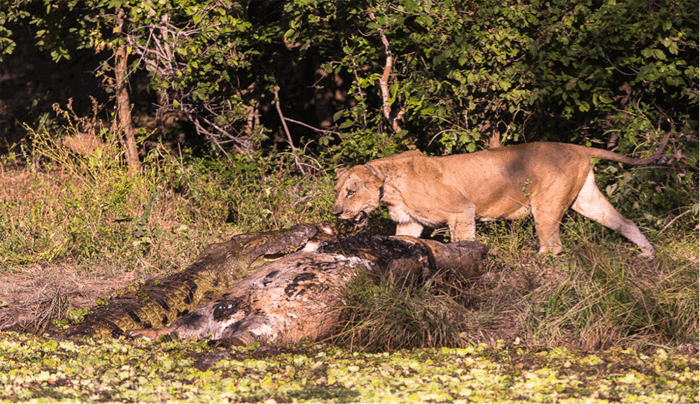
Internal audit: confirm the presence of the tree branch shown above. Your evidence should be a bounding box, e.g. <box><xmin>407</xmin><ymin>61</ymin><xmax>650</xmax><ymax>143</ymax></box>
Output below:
<box><xmin>274</xmin><ymin>89</ymin><xmax>306</xmax><ymax>175</ymax></box>
<box><xmin>367</xmin><ymin>8</ymin><xmax>403</xmax><ymax>133</ymax></box>
<box><xmin>114</xmin><ymin>8</ymin><xmax>140</xmax><ymax>171</ymax></box>
<box><xmin>127</xmin><ymin>17</ymin><xmax>257</xmax><ymax>155</ymax></box>
<box><xmin>283</xmin><ymin>117</ymin><xmax>343</xmax><ymax>137</ymax></box>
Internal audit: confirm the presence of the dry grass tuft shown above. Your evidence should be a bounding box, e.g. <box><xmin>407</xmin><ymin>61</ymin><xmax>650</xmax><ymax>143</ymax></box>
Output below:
<box><xmin>334</xmin><ymin>216</ymin><xmax>698</xmax><ymax>352</ymax></box>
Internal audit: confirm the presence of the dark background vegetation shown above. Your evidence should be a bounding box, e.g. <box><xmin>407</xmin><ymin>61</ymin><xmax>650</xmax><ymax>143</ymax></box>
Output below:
<box><xmin>1</xmin><ymin>0</ymin><xmax>697</xmax><ymax>223</ymax></box>
<box><xmin>2</xmin><ymin>0</ymin><xmax>697</xmax><ymax>162</ymax></box>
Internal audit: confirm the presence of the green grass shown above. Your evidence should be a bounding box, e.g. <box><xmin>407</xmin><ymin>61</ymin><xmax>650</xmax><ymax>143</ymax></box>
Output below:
<box><xmin>332</xmin><ymin>270</ymin><xmax>473</xmax><ymax>351</ymax></box>
<box><xmin>334</xmin><ymin>208</ymin><xmax>698</xmax><ymax>352</ymax></box>
<box><xmin>1</xmin><ymin>126</ymin><xmax>698</xmax><ymax>354</ymax></box>
<box><xmin>0</xmin><ymin>127</ymin><xmax>335</xmax><ymax>274</ymax></box>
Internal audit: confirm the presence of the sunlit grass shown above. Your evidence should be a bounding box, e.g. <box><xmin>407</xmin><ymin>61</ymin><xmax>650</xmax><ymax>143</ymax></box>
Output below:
<box><xmin>337</xmin><ymin>213</ymin><xmax>698</xmax><ymax>352</ymax></box>
<box><xmin>0</xmin><ymin>128</ymin><xmax>334</xmax><ymax>274</ymax></box>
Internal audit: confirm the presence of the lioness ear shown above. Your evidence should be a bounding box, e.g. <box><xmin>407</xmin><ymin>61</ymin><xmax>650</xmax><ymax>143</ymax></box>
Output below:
<box><xmin>335</xmin><ymin>167</ymin><xmax>348</xmax><ymax>179</ymax></box>
<box><xmin>363</xmin><ymin>164</ymin><xmax>384</xmax><ymax>188</ymax></box>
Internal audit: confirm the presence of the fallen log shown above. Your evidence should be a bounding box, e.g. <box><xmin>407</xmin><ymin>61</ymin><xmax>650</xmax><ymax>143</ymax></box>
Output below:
<box><xmin>66</xmin><ymin>224</ymin><xmax>487</xmax><ymax>345</ymax></box>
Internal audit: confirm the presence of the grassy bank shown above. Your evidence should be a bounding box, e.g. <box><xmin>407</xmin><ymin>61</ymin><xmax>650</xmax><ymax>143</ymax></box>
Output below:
<box><xmin>0</xmin><ymin>127</ymin><xmax>698</xmax><ymax>353</ymax></box>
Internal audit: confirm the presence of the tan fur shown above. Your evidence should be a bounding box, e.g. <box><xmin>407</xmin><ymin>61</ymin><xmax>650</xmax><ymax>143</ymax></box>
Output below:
<box><xmin>332</xmin><ymin>137</ymin><xmax>670</xmax><ymax>258</ymax></box>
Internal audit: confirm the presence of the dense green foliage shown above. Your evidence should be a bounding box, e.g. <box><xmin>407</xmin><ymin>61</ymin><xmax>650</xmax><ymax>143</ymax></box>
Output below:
<box><xmin>1</xmin><ymin>0</ymin><xmax>696</xmax><ymax>149</ymax></box>
<box><xmin>1</xmin><ymin>0</ymin><xmax>696</xmax><ymax>221</ymax></box>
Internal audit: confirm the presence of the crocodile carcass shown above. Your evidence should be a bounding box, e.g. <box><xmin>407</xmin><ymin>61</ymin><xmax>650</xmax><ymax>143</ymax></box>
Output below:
<box><xmin>67</xmin><ymin>224</ymin><xmax>487</xmax><ymax>345</ymax></box>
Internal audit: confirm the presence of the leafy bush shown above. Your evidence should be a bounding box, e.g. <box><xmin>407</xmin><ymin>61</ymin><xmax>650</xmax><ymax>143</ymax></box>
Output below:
<box><xmin>2</xmin><ymin>0</ymin><xmax>695</xmax><ymax>156</ymax></box>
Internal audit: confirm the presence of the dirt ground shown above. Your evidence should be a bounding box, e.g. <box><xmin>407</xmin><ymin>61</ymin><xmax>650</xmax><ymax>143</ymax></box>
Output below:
<box><xmin>0</xmin><ymin>265</ymin><xmax>139</xmax><ymax>332</ymax></box>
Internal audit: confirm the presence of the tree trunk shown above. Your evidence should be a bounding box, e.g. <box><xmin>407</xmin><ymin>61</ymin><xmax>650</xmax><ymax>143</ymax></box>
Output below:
<box><xmin>114</xmin><ymin>10</ymin><xmax>139</xmax><ymax>170</ymax></box>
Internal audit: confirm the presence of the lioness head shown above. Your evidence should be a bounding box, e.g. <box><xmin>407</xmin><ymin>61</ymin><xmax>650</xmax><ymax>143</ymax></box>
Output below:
<box><xmin>332</xmin><ymin>165</ymin><xmax>383</xmax><ymax>226</ymax></box>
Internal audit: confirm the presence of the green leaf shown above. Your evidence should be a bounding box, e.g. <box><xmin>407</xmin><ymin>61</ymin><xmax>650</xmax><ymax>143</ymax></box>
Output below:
<box><xmin>598</xmin><ymin>94</ymin><xmax>613</xmax><ymax>104</ymax></box>
<box><xmin>652</xmin><ymin>49</ymin><xmax>666</xmax><ymax>60</ymax></box>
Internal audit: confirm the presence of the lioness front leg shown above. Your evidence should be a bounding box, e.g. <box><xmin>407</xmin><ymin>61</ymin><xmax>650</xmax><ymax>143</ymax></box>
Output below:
<box><xmin>448</xmin><ymin>206</ymin><xmax>477</xmax><ymax>241</ymax></box>
<box><xmin>396</xmin><ymin>222</ymin><xmax>424</xmax><ymax>238</ymax></box>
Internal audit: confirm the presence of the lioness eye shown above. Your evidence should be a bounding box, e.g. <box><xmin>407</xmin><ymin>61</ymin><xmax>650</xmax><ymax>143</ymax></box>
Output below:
<box><xmin>346</xmin><ymin>190</ymin><xmax>355</xmax><ymax>198</ymax></box>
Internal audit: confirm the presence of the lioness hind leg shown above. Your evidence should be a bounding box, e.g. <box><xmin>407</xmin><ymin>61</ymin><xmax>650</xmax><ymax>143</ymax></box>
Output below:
<box><xmin>572</xmin><ymin>171</ymin><xmax>654</xmax><ymax>257</ymax></box>
<box><xmin>532</xmin><ymin>209</ymin><xmax>566</xmax><ymax>255</ymax></box>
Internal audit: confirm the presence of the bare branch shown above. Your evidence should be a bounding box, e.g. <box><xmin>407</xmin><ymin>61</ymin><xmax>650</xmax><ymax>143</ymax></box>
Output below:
<box><xmin>367</xmin><ymin>8</ymin><xmax>403</xmax><ymax>133</ymax></box>
<box><xmin>127</xmin><ymin>14</ymin><xmax>258</xmax><ymax>155</ymax></box>
<box><xmin>274</xmin><ymin>89</ymin><xmax>306</xmax><ymax>175</ymax></box>
<box><xmin>283</xmin><ymin>117</ymin><xmax>343</xmax><ymax>137</ymax></box>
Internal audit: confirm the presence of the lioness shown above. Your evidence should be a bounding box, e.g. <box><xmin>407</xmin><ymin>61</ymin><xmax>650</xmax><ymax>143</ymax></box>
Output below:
<box><xmin>332</xmin><ymin>135</ymin><xmax>670</xmax><ymax>257</ymax></box>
